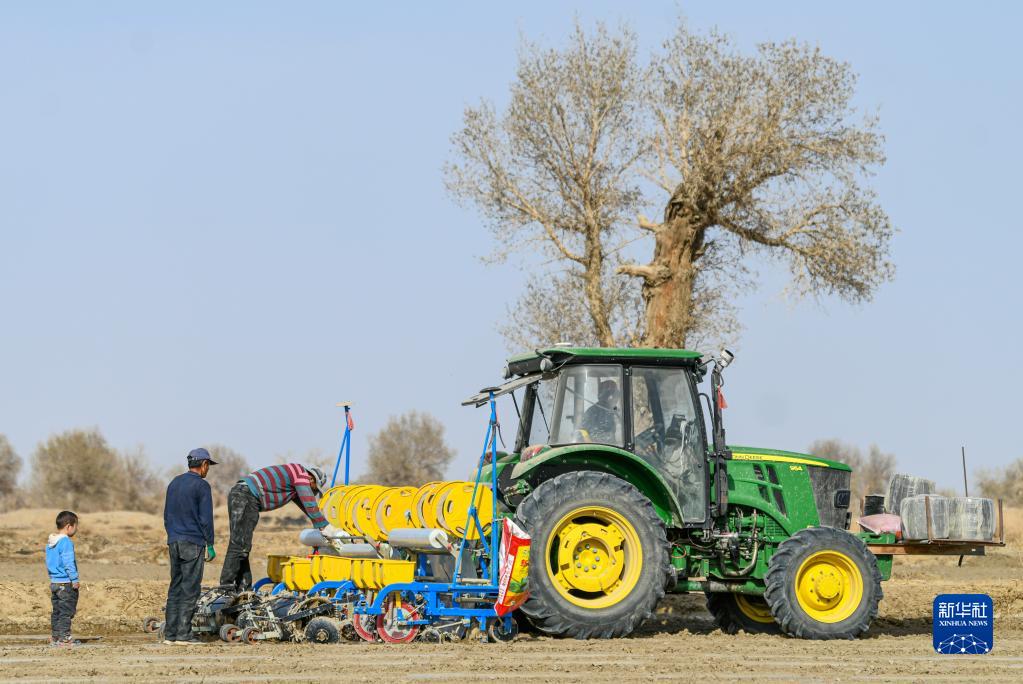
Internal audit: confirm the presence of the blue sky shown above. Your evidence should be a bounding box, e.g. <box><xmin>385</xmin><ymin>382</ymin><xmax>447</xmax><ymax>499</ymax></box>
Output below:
<box><xmin>1</xmin><ymin>2</ymin><xmax>1020</xmax><ymax>491</ymax></box>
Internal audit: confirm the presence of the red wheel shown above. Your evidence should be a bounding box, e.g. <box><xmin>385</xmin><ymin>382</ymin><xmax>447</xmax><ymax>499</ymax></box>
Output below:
<box><xmin>376</xmin><ymin>598</ymin><xmax>420</xmax><ymax>644</ymax></box>
<box><xmin>352</xmin><ymin>613</ymin><xmax>379</xmax><ymax>643</ymax></box>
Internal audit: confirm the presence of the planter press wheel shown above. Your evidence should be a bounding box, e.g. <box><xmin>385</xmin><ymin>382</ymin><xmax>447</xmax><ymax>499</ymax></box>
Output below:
<box><xmin>487</xmin><ymin>617</ymin><xmax>519</xmax><ymax>642</ymax></box>
<box><xmin>375</xmin><ymin>597</ymin><xmax>421</xmax><ymax>644</ymax></box>
<box><xmin>239</xmin><ymin>627</ymin><xmax>260</xmax><ymax>645</ymax></box>
<box><xmin>352</xmin><ymin>612</ymin><xmax>380</xmax><ymax>642</ymax></box>
<box><xmin>219</xmin><ymin>623</ymin><xmax>241</xmax><ymax>642</ymax></box>
<box><xmin>305</xmin><ymin>617</ymin><xmax>342</xmax><ymax>644</ymax></box>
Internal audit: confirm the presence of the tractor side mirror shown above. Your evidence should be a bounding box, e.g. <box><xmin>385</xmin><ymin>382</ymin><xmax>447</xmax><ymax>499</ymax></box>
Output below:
<box><xmin>719</xmin><ymin>349</ymin><xmax>734</xmax><ymax>368</ymax></box>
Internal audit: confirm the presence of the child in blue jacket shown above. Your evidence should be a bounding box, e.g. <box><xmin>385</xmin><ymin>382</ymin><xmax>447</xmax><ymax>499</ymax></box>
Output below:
<box><xmin>45</xmin><ymin>510</ymin><xmax>80</xmax><ymax>646</ymax></box>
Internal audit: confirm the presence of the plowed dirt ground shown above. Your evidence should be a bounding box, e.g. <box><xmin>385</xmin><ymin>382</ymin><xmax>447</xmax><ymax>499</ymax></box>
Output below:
<box><xmin>1</xmin><ymin>507</ymin><xmax>1019</xmax><ymax>682</ymax></box>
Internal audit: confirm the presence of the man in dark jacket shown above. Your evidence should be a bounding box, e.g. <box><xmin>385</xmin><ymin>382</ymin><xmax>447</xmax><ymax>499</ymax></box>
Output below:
<box><xmin>162</xmin><ymin>448</ymin><xmax>216</xmax><ymax>645</ymax></box>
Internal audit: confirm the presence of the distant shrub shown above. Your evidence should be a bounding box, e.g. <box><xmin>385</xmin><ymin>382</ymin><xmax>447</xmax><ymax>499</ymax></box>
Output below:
<box><xmin>363</xmin><ymin>412</ymin><xmax>455</xmax><ymax>486</ymax></box>
<box><xmin>203</xmin><ymin>444</ymin><xmax>250</xmax><ymax>506</ymax></box>
<box><xmin>29</xmin><ymin>428</ymin><xmax>163</xmax><ymax>513</ymax></box>
<box><xmin>975</xmin><ymin>458</ymin><xmax>1023</xmax><ymax>505</ymax></box>
<box><xmin>0</xmin><ymin>434</ymin><xmax>22</xmax><ymax>509</ymax></box>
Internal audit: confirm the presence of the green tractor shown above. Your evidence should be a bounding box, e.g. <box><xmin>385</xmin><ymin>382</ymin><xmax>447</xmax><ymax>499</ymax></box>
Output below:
<box><xmin>470</xmin><ymin>346</ymin><xmax>899</xmax><ymax>640</ymax></box>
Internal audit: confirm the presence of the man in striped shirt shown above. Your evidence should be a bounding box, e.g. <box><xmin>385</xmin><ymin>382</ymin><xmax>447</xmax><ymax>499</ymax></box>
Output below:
<box><xmin>219</xmin><ymin>463</ymin><xmax>342</xmax><ymax>590</ymax></box>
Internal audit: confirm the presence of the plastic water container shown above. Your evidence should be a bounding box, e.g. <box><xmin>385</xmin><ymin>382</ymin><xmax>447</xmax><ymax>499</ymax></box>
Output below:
<box><xmin>900</xmin><ymin>495</ymin><xmax>950</xmax><ymax>540</ymax></box>
<box><xmin>887</xmin><ymin>474</ymin><xmax>936</xmax><ymax>516</ymax></box>
<box><xmin>947</xmin><ymin>497</ymin><xmax>997</xmax><ymax>540</ymax></box>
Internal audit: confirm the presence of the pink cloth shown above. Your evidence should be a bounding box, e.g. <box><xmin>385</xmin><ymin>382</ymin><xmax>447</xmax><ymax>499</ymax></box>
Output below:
<box><xmin>858</xmin><ymin>513</ymin><xmax>902</xmax><ymax>534</ymax></box>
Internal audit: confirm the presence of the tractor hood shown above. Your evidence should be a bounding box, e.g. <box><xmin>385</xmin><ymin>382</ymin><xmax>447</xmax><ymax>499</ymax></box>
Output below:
<box><xmin>727</xmin><ymin>445</ymin><xmax>851</xmax><ymax>471</ymax></box>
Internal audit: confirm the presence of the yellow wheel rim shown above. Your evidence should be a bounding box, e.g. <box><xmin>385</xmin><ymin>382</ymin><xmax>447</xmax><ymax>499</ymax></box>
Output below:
<box><xmin>546</xmin><ymin>506</ymin><xmax>642</xmax><ymax>610</ymax></box>
<box><xmin>351</xmin><ymin>486</ymin><xmax>387</xmax><ymax>536</ymax></box>
<box><xmin>794</xmin><ymin>550</ymin><xmax>863</xmax><ymax>624</ymax></box>
<box><xmin>734</xmin><ymin>595</ymin><xmax>774</xmax><ymax>624</ymax></box>
<box><xmin>373</xmin><ymin>487</ymin><xmax>415</xmax><ymax>541</ymax></box>
<box><xmin>338</xmin><ymin>485</ymin><xmax>371</xmax><ymax>535</ymax></box>
<box><xmin>320</xmin><ymin>485</ymin><xmax>352</xmax><ymax>528</ymax></box>
<box><xmin>411</xmin><ymin>482</ymin><xmax>444</xmax><ymax>528</ymax></box>
<box><xmin>437</xmin><ymin>482</ymin><xmax>493</xmax><ymax>541</ymax></box>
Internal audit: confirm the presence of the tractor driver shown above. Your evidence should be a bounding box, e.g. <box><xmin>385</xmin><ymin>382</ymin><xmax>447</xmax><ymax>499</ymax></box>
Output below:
<box><xmin>580</xmin><ymin>379</ymin><xmax>621</xmax><ymax>444</ymax></box>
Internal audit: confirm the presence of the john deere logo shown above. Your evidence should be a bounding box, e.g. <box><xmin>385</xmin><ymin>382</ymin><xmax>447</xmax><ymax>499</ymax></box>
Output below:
<box><xmin>933</xmin><ymin>594</ymin><xmax>993</xmax><ymax>654</ymax></box>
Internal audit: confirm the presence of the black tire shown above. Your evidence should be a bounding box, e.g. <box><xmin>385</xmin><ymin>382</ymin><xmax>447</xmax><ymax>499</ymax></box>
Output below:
<box><xmin>305</xmin><ymin>617</ymin><xmax>341</xmax><ymax>644</ymax></box>
<box><xmin>515</xmin><ymin>471</ymin><xmax>670</xmax><ymax>639</ymax></box>
<box><xmin>487</xmin><ymin>617</ymin><xmax>519</xmax><ymax>642</ymax></box>
<box><xmin>706</xmin><ymin>593</ymin><xmax>781</xmax><ymax>635</ymax></box>
<box><xmin>764</xmin><ymin>526</ymin><xmax>882</xmax><ymax>640</ymax></box>
<box><xmin>512</xmin><ymin>610</ymin><xmax>542</xmax><ymax>635</ymax></box>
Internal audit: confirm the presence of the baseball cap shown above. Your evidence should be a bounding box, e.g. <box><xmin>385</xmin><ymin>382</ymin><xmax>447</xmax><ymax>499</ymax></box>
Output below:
<box><xmin>187</xmin><ymin>447</ymin><xmax>218</xmax><ymax>466</ymax></box>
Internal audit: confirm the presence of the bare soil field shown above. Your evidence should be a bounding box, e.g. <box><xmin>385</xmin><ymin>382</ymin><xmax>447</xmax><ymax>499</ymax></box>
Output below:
<box><xmin>0</xmin><ymin>507</ymin><xmax>1020</xmax><ymax>682</ymax></box>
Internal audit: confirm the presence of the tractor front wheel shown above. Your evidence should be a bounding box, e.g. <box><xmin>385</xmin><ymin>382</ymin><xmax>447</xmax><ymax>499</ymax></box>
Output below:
<box><xmin>764</xmin><ymin>526</ymin><xmax>882</xmax><ymax>639</ymax></box>
<box><xmin>706</xmin><ymin>593</ymin><xmax>781</xmax><ymax>635</ymax></box>
<box><xmin>515</xmin><ymin>471</ymin><xmax>670</xmax><ymax>639</ymax></box>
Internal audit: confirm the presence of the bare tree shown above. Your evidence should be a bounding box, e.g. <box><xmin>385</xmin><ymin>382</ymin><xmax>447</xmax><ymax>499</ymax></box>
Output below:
<box><xmin>0</xmin><ymin>434</ymin><xmax>22</xmax><ymax>509</ymax></box>
<box><xmin>975</xmin><ymin>458</ymin><xmax>1023</xmax><ymax>505</ymax></box>
<box><xmin>363</xmin><ymin>412</ymin><xmax>455</xmax><ymax>486</ymax></box>
<box><xmin>116</xmin><ymin>445</ymin><xmax>164</xmax><ymax>513</ymax></box>
<box><xmin>0</xmin><ymin>434</ymin><xmax>21</xmax><ymax>497</ymax></box>
<box><xmin>808</xmin><ymin>439</ymin><xmax>897</xmax><ymax>513</ymax></box>
<box><xmin>446</xmin><ymin>22</ymin><xmax>647</xmax><ymax>347</ymax></box>
<box><xmin>499</xmin><ymin>268</ymin><xmax>644</xmax><ymax>350</ymax></box>
<box><xmin>28</xmin><ymin>429</ymin><xmax>169</xmax><ymax>512</ymax></box>
<box><xmin>30</xmin><ymin>428</ymin><xmax>122</xmax><ymax>511</ymax></box>
<box><xmin>449</xmin><ymin>19</ymin><xmax>893</xmax><ymax>350</ymax></box>
<box><xmin>621</xmin><ymin>27</ymin><xmax>894</xmax><ymax>346</ymax></box>
<box><xmin>860</xmin><ymin>445</ymin><xmax>897</xmax><ymax>499</ymax></box>
<box><xmin>203</xmin><ymin>444</ymin><xmax>250</xmax><ymax>507</ymax></box>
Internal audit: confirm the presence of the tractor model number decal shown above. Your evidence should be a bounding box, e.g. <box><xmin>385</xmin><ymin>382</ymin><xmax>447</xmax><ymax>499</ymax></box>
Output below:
<box><xmin>731</xmin><ymin>453</ymin><xmax>830</xmax><ymax>468</ymax></box>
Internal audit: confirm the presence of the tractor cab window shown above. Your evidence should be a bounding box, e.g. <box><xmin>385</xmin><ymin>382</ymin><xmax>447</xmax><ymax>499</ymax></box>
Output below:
<box><xmin>548</xmin><ymin>364</ymin><xmax>624</xmax><ymax>447</ymax></box>
<box><xmin>631</xmin><ymin>367</ymin><xmax>706</xmax><ymax>522</ymax></box>
<box><xmin>526</xmin><ymin>377</ymin><xmax>556</xmax><ymax>447</ymax></box>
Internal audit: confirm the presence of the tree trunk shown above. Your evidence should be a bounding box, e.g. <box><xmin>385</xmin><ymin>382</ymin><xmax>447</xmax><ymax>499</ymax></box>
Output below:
<box><xmin>583</xmin><ymin>230</ymin><xmax>615</xmax><ymax>347</ymax></box>
<box><xmin>640</xmin><ymin>213</ymin><xmax>703</xmax><ymax>349</ymax></box>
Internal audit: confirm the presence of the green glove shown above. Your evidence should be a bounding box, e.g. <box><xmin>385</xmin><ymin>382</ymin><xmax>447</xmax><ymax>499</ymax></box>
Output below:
<box><xmin>205</xmin><ymin>544</ymin><xmax>216</xmax><ymax>562</ymax></box>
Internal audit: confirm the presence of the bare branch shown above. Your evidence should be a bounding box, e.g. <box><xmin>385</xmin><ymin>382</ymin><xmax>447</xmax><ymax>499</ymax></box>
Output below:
<box><xmin>636</xmin><ymin>215</ymin><xmax>663</xmax><ymax>232</ymax></box>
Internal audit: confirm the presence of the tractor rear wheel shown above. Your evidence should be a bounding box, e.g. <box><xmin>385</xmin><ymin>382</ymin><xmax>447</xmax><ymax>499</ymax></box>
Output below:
<box><xmin>515</xmin><ymin>471</ymin><xmax>670</xmax><ymax>639</ymax></box>
<box><xmin>706</xmin><ymin>593</ymin><xmax>781</xmax><ymax>635</ymax></box>
<box><xmin>764</xmin><ymin>526</ymin><xmax>882</xmax><ymax>639</ymax></box>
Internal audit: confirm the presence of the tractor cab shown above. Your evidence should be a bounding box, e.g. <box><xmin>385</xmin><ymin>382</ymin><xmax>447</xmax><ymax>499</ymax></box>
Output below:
<box><xmin>473</xmin><ymin>346</ymin><xmax>731</xmax><ymax>527</ymax></box>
